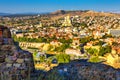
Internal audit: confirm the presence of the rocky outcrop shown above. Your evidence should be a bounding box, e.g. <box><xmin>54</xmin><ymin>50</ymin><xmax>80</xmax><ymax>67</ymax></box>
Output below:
<box><xmin>46</xmin><ymin>60</ymin><xmax>120</xmax><ymax>80</ymax></box>
<box><xmin>51</xmin><ymin>10</ymin><xmax>66</xmax><ymax>15</ymax></box>
<box><xmin>0</xmin><ymin>25</ymin><xmax>34</xmax><ymax>80</ymax></box>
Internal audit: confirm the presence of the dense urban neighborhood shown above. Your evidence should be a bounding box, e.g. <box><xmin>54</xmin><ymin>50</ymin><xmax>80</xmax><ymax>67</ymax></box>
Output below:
<box><xmin>0</xmin><ymin>10</ymin><xmax>120</xmax><ymax>80</ymax></box>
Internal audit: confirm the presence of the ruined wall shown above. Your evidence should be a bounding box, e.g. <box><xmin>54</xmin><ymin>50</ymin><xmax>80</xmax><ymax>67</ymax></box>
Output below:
<box><xmin>0</xmin><ymin>26</ymin><xmax>34</xmax><ymax>80</ymax></box>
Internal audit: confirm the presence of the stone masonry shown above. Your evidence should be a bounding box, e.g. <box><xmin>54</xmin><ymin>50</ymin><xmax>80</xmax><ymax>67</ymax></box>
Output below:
<box><xmin>0</xmin><ymin>25</ymin><xmax>34</xmax><ymax>80</ymax></box>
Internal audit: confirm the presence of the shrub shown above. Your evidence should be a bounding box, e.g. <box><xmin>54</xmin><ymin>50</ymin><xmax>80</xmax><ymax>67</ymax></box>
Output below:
<box><xmin>99</xmin><ymin>46</ymin><xmax>111</xmax><ymax>56</ymax></box>
<box><xmin>56</xmin><ymin>54</ymin><xmax>70</xmax><ymax>63</ymax></box>
<box><xmin>88</xmin><ymin>56</ymin><xmax>101</xmax><ymax>63</ymax></box>
<box><xmin>86</xmin><ymin>48</ymin><xmax>98</xmax><ymax>56</ymax></box>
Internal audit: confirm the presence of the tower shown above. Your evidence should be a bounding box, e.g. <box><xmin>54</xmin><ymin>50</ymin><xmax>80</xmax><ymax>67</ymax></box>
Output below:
<box><xmin>62</xmin><ymin>15</ymin><xmax>72</xmax><ymax>27</ymax></box>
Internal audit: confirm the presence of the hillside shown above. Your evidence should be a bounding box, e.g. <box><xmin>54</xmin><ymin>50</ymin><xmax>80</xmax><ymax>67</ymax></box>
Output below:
<box><xmin>48</xmin><ymin>10</ymin><xmax>120</xmax><ymax>20</ymax></box>
<box><xmin>81</xmin><ymin>10</ymin><xmax>118</xmax><ymax>17</ymax></box>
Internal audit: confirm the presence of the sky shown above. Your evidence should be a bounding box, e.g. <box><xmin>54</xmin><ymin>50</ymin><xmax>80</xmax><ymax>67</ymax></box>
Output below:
<box><xmin>0</xmin><ymin>0</ymin><xmax>120</xmax><ymax>13</ymax></box>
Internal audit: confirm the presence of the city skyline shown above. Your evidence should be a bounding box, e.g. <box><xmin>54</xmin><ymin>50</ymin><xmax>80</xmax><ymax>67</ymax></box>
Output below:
<box><xmin>0</xmin><ymin>0</ymin><xmax>120</xmax><ymax>13</ymax></box>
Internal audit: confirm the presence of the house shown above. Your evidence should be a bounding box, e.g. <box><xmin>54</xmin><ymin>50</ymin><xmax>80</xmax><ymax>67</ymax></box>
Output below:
<box><xmin>16</xmin><ymin>33</ymin><xmax>24</xmax><ymax>38</ymax></box>
<box><xmin>36</xmin><ymin>51</ymin><xmax>46</xmax><ymax>58</ymax></box>
<box><xmin>92</xmin><ymin>31</ymin><xmax>102</xmax><ymax>39</ymax></box>
<box><xmin>72</xmin><ymin>37</ymin><xmax>80</xmax><ymax>48</ymax></box>
<box><xmin>104</xmin><ymin>38</ymin><xmax>115</xmax><ymax>45</ymax></box>
<box><xmin>112</xmin><ymin>44</ymin><xmax>120</xmax><ymax>55</ymax></box>
<box><xmin>65</xmin><ymin>48</ymin><xmax>81</xmax><ymax>56</ymax></box>
<box><xmin>50</xmin><ymin>40</ymin><xmax>62</xmax><ymax>47</ymax></box>
<box><xmin>108</xmin><ymin>29</ymin><xmax>120</xmax><ymax>37</ymax></box>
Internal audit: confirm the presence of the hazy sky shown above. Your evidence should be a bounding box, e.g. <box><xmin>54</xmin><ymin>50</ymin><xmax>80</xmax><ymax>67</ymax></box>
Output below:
<box><xmin>0</xmin><ymin>0</ymin><xmax>120</xmax><ymax>13</ymax></box>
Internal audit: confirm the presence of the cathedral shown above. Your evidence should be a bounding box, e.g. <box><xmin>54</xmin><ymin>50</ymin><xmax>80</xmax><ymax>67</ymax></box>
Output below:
<box><xmin>62</xmin><ymin>15</ymin><xmax>72</xmax><ymax>27</ymax></box>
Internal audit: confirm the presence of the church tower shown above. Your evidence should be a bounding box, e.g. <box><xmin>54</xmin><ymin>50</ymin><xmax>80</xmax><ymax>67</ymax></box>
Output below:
<box><xmin>62</xmin><ymin>15</ymin><xmax>72</xmax><ymax>27</ymax></box>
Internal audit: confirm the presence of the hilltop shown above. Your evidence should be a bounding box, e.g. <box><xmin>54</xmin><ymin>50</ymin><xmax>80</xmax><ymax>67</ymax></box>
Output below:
<box><xmin>81</xmin><ymin>10</ymin><xmax>117</xmax><ymax>17</ymax></box>
<box><xmin>50</xmin><ymin>10</ymin><xmax>87</xmax><ymax>15</ymax></box>
<box><xmin>48</xmin><ymin>10</ymin><xmax>120</xmax><ymax>20</ymax></box>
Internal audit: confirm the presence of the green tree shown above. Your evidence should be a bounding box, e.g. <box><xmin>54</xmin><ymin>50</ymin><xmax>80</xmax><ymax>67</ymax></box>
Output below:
<box><xmin>86</xmin><ymin>48</ymin><xmax>98</xmax><ymax>56</ymax></box>
<box><xmin>40</xmin><ymin>55</ymin><xmax>46</xmax><ymax>62</ymax></box>
<box><xmin>99</xmin><ymin>46</ymin><xmax>111</xmax><ymax>56</ymax></box>
<box><xmin>88</xmin><ymin>56</ymin><xmax>101</xmax><ymax>63</ymax></box>
<box><xmin>55</xmin><ymin>43</ymin><xmax>70</xmax><ymax>52</ymax></box>
<box><xmin>80</xmin><ymin>37</ymin><xmax>94</xmax><ymax>43</ymax></box>
<box><xmin>58</xmin><ymin>38</ymin><xmax>72</xmax><ymax>43</ymax></box>
<box><xmin>56</xmin><ymin>54</ymin><xmax>70</xmax><ymax>63</ymax></box>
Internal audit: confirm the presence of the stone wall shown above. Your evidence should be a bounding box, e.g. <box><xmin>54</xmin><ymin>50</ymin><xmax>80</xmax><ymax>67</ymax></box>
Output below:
<box><xmin>19</xmin><ymin>42</ymin><xmax>45</xmax><ymax>48</ymax></box>
<box><xmin>0</xmin><ymin>26</ymin><xmax>34</xmax><ymax>80</ymax></box>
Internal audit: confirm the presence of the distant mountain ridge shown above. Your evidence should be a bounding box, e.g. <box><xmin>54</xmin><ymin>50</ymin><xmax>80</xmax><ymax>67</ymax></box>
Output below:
<box><xmin>50</xmin><ymin>10</ymin><xmax>118</xmax><ymax>16</ymax></box>
<box><xmin>50</xmin><ymin>10</ymin><xmax>89</xmax><ymax>15</ymax></box>
<box><xmin>48</xmin><ymin>10</ymin><xmax>120</xmax><ymax>21</ymax></box>
<box><xmin>0</xmin><ymin>13</ymin><xmax>11</xmax><ymax>16</ymax></box>
<box><xmin>0</xmin><ymin>10</ymin><xmax>120</xmax><ymax>17</ymax></box>
<box><xmin>50</xmin><ymin>10</ymin><xmax>118</xmax><ymax>15</ymax></box>
<box><xmin>0</xmin><ymin>12</ymin><xmax>49</xmax><ymax>17</ymax></box>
